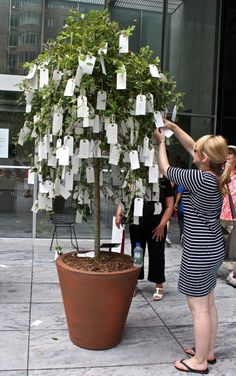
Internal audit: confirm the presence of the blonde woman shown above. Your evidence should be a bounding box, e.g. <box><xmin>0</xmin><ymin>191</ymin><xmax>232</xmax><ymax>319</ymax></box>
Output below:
<box><xmin>221</xmin><ymin>145</ymin><xmax>236</xmax><ymax>286</ymax></box>
<box><xmin>154</xmin><ymin>120</ymin><xmax>231</xmax><ymax>374</ymax></box>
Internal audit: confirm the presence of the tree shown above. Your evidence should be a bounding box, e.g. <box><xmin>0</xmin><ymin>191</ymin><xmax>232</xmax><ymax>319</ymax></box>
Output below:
<box><xmin>18</xmin><ymin>9</ymin><xmax>183</xmax><ymax>259</ymax></box>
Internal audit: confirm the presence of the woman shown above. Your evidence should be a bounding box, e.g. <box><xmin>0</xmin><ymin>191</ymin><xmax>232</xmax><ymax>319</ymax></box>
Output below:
<box><xmin>115</xmin><ymin>176</ymin><xmax>174</xmax><ymax>300</ymax></box>
<box><xmin>220</xmin><ymin>145</ymin><xmax>236</xmax><ymax>286</ymax></box>
<box><xmin>154</xmin><ymin>120</ymin><xmax>231</xmax><ymax>374</ymax></box>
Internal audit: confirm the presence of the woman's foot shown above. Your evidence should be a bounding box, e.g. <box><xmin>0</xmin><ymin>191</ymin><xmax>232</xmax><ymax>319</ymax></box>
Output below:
<box><xmin>185</xmin><ymin>347</ymin><xmax>217</xmax><ymax>364</ymax></box>
<box><xmin>153</xmin><ymin>284</ymin><xmax>164</xmax><ymax>301</ymax></box>
<box><xmin>174</xmin><ymin>358</ymin><xmax>209</xmax><ymax>374</ymax></box>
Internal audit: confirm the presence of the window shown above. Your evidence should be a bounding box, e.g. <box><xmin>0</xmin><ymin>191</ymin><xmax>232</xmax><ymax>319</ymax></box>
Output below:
<box><xmin>19</xmin><ymin>11</ymin><xmax>41</xmax><ymax>25</ymax></box>
<box><xmin>19</xmin><ymin>32</ymin><xmax>40</xmax><ymax>45</ymax></box>
<box><xmin>9</xmin><ymin>34</ymin><xmax>18</xmax><ymax>47</ymax></box>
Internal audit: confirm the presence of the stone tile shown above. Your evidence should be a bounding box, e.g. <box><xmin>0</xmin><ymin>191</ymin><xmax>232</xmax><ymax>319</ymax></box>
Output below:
<box><xmin>0</xmin><ymin>266</ymin><xmax>32</xmax><ymax>283</ymax></box>
<box><xmin>127</xmin><ymin>300</ymin><xmax>164</xmax><ymax>327</ymax></box>
<box><xmin>0</xmin><ymin>250</ymin><xmax>32</xmax><ymax>267</ymax></box>
<box><xmin>0</xmin><ymin>331</ymin><xmax>28</xmax><ymax>370</ymax></box>
<box><xmin>28</xmin><ymin>327</ymin><xmax>184</xmax><ymax>369</ymax></box>
<box><xmin>0</xmin><ymin>372</ymin><xmax>26</xmax><ymax>376</ymax></box>
<box><xmin>31</xmin><ymin>283</ymin><xmax>62</xmax><ymax>303</ymax></box>
<box><xmin>149</xmin><ymin>299</ymin><xmax>191</xmax><ymax>326</ymax></box>
<box><xmin>0</xmin><ymin>283</ymin><xmax>31</xmax><ymax>303</ymax></box>
<box><xmin>30</xmin><ymin>303</ymin><xmax>66</xmax><ymax>330</ymax></box>
<box><xmin>33</xmin><ymin>265</ymin><xmax>59</xmax><ymax>284</ymax></box>
<box><xmin>0</xmin><ymin>304</ymin><xmax>29</xmax><ymax>330</ymax></box>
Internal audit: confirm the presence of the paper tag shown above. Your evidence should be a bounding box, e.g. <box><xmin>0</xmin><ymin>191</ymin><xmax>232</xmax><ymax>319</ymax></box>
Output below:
<box><xmin>86</xmin><ymin>167</ymin><xmax>95</xmax><ymax>183</ymax></box>
<box><xmin>65</xmin><ymin>172</ymin><xmax>74</xmax><ymax>191</ymax></box>
<box><xmin>96</xmin><ymin>91</ymin><xmax>107</xmax><ymax>111</ymax></box>
<box><xmin>71</xmin><ymin>154</ymin><xmax>80</xmax><ymax>173</ymax></box>
<box><xmin>64</xmin><ymin>136</ymin><xmax>74</xmax><ymax>156</ymax></box>
<box><xmin>54</xmin><ymin>178</ymin><xmax>61</xmax><ymax>196</ymax></box>
<box><xmin>100</xmin><ymin>56</ymin><xmax>107</xmax><ymax>75</ymax></box>
<box><xmin>39</xmin><ymin>182</ymin><xmax>48</xmax><ymax>194</ymax></box>
<box><xmin>38</xmin><ymin>193</ymin><xmax>46</xmax><ymax>210</ymax></box>
<box><xmin>133</xmin><ymin>197</ymin><xmax>144</xmax><ymax>217</ymax></box>
<box><xmin>171</xmin><ymin>105</ymin><xmax>177</xmax><ymax>122</ymax></box>
<box><xmin>52</xmin><ymin>70</ymin><xmax>63</xmax><ymax>82</ymax></box>
<box><xmin>98</xmin><ymin>43</ymin><xmax>108</xmax><ymax>55</ymax></box>
<box><xmin>154</xmin><ymin>111</ymin><xmax>164</xmax><ymax>128</ymax></box>
<box><xmin>26</xmin><ymin>65</ymin><xmax>37</xmax><ymax>79</ymax></box>
<box><xmin>57</xmin><ymin>146</ymin><xmax>70</xmax><ymax>166</ymax></box>
<box><xmin>75</xmin><ymin>65</ymin><xmax>84</xmax><ymax>87</ymax></box>
<box><xmin>31</xmin><ymin>200</ymin><xmax>39</xmax><ymax>213</ymax></box>
<box><xmin>52</xmin><ymin>113</ymin><xmax>63</xmax><ymax>135</ymax></box>
<box><xmin>163</xmin><ymin>128</ymin><xmax>174</xmax><ymax>138</ymax></box>
<box><xmin>135</xmin><ymin>178</ymin><xmax>145</xmax><ymax>196</ymax></box>
<box><xmin>149</xmin><ymin>164</ymin><xmax>159</xmax><ymax>183</ymax></box>
<box><xmin>92</xmin><ymin>115</ymin><xmax>100</xmax><ymax>133</ymax></box>
<box><xmin>129</xmin><ymin>150</ymin><xmax>140</xmax><ymax>170</ymax></box>
<box><xmin>56</xmin><ymin>139</ymin><xmax>62</xmax><ymax>149</ymax></box>
<box><xmin>135</xmin><ymin>94</ymin><xmax>146</xmax><ymax>115</ymax></box>
<box><xmin>133</xmin><ymin>216</ymin><xmax>140</xmax><ymax>225</ymax></box>
<box><xmin>119</xmin><ymin>32</ymin><xmax>129</xmax><ymax>53</ymax></box>
<box><xmin>145</xmin><ymin>148</ymin><xmax>154</xmax><ymax>167</ymax></box>
<box><xmin>77</xmin><ymin>96</ymin><xmax>88</xmax><ymax>118</ymax></box>
<box><xmin>83</xmin><ymin>55</ymin><xmax>96</xmax><ymax>74</ymax></box>
<box><xmin>64</xmin><ymin>78</ymin><xmax>75</xmax><ymax>97</ymax></box>
<box><xmin>143</xmin><ymin>136</ymin><xmax>149</xmax><ymax>157</ymax></box>
<box><xmin>34</xmin><ymin>115</ymin><xmax>40</xmax><ymax>124</ymax></box>
<box><xmin>94</xmin><ymin>141</ymin><xmax>102</xmax><ymax>158</ymax></box>
<box><xmin>146</xmin><ymin>93</ymin><xmax>154</xmax><ymax>113</ymax></box>
<box><xmin>60</xmin><ymin>185</ymin><xmax>71</xmax><ymax>200</ymax></box>
<box><xmin>154</xmin><ymin>202</ymin><xmax>162</xmax><ymax>215</ymax></box>
<box><xmin>109</xmin><ymin>144</ymin><xmax>121</xmax><ymax>165</ymax></box>
<box><xmin>28</xmin><ymin>171</ymin><xmax>35</xmax><ymax>185</ymax></box>
<box><xmin>149</xmin><ymin>64</ymin><xmax>161</xmax><ymax>78</ymax></box>
<box><xmin>76</xmin><ymin>210</ymin><xmax>83</xmax><ymax>223</ymax></box>
<box><xmin>107</xmin><ymin>123</ymin><xmax>118</xmax><ymax>144</ymax></box>
<box><xmin>39</xmin><ymin>68</ymin><xmax>49</xmax><ymax>88</ymax></box>
<box><xmin>117</xmin><ymin>70</ymin><xmax>127</xmax><ymax>90</ymax></box>
<box><xmin>79</xmin><ymin>139</ymin><xmax>89</xmax><ymax>159</ymax></box>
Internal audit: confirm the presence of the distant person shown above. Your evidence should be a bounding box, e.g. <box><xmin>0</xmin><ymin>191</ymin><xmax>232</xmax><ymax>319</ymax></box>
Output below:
<box><xmin>115</xmin><ymin>176</ymin><xmax>174</xmax><ymax>301</ymax></box>
<box><xmin>154</xmin><ymin>120</ymin><xmax>231</xmax><ymax>374</ymax></box>
<box><xmin>220</xmin><ymin>145</ymin><xmax>236</xmax><ymax>287</ymax></box>
<box><xmin>174</xmin><ymin>184</ymin><xmax>185</xmax><ymax>243</ymax></box>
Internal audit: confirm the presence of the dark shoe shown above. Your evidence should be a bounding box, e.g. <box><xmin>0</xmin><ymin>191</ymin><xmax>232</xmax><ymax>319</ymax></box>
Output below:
<box><xmin>185</xmin><ymin>347</ymin><xmax>217</xmax><ymax>365</ymax></box>
<box><xmin>174</xmin><ymin>359</ymin><xmax>209</xmax><ymax>374</ymax></box>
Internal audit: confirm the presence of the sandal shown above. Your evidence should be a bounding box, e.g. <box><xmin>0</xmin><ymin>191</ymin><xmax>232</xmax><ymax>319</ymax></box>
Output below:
<box><xmin>185</xmin><ymin>347</ymin><xmax>217</xmax><ymax>365</ymax></box>
<box><xmin>153</xmin><ymin>287</ymin><xmax>163</xmax><ymax>301</ymax></box>
<box><xmin>174</xmin><ymin>359</ymin><xmax>209</xmax><ymax>374</ymax></box>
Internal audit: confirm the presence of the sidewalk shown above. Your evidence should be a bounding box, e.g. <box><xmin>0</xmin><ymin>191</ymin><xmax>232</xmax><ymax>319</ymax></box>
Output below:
<box><xmin>0</xmin><ymin>230</ymin><xmax>236</xmax><ymax>375</ymax></box>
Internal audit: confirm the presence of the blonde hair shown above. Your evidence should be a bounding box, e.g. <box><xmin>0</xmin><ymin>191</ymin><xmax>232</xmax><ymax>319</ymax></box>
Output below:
<box><xmin>194</xmin><ymin>135</ymin><xmax>232</xmax><ymax>194</ymax></box>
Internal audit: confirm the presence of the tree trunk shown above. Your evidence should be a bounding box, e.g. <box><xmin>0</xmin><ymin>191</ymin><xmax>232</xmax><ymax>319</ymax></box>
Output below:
<box><xmin>93</xmin><ymin>158</ymin><xmax>100</xmax><ymax>259</ymax></box>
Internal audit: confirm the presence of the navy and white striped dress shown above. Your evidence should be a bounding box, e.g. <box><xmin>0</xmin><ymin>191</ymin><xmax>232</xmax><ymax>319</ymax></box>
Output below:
<box><xmin>167</xmin><ymin>167</ymin><xmax>225</xmax><ymax>297</ymax></box>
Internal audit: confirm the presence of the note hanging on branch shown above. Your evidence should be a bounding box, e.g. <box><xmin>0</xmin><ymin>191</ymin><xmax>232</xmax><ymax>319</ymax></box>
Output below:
<box><xmin>133</xmin><ymin>197</ymin><xmax>144</xmax><ymax>217</ymax></box>
<box><xmin>109</xmin><ymin>144</ymin><xmax>121</xmax><ymax>165</ymax></box>
<box><xmin>149</xmin><ymin>64</ymin><xmax>161</xmax><ymax>78</ymax></box>
<box><xmin>65</xmin><ymin>171</ymin><xmax>74</xmax><ymax>191</ymax></box>
<box><xmin>116</xmin><ymin>66</ymin><xmax>127</xmax><ymax>90</ymax></box>
<box><xmin>149</xmin><ymin>164</ymin><xmax>159</xmax><ymax>183</ymax></box>
<box><xmin>78</xmin><ymin>139</ymin><xmax>89</xmax><ymax>159</ymax></box>
<box><xmin>57</xmin><ymin>146</ymin><xmax>70</xmax><ymax>166</ymax></box>
<box><xmin>64</xmin><ymin>78</ymin><xmax>75</xmax><ymax>97</ymax></box>
<box><xmin>86</xmin><ymin>167</ymin><xmax>95</xmax><ymax>183</ymax></box>
<box><xmin>171</xmin><ymin>105</ymin><xmax>177</xmax><ymax>122</ymax></box>
<box><xmin>107</xmin><ymin>123</ymin><xmax>118</xmax><ymax>144</ymax></box>
<box><xmin>96</xmin><ymin>91</ymin><xmax>107</xmax><ymax>110</ymax></box>
<box><xmin>52</xmin><ymin>70</ymin><xmax>63</xmax><ymax>82</ymax></box>
<box><xmin>52</xmin><ymin>112</ymin><xmax>63</xmax><ymax>134</ymax></box>
<box><xmin>154</xmin><ymin>111</ymin><xmax>164</xmax><ymax>128</ymax></box>
<box><xmin>119</xmin><ymin>32</ymin><xmax>129</xmax><ymax>53</ymax></box>
<box><xmin>39</xmin><ymin>68</ymin><xmax>49</xmax><ymax>88</ymax></box>
<box><xmin>129</xmin><ymin>150</ymin><xmax>140</xmax><ymax>170</ymax></box>
<box><xmin>135</xmin><ymin>94</ymin><xmax>146</xmax><ymax>115</ymax></box>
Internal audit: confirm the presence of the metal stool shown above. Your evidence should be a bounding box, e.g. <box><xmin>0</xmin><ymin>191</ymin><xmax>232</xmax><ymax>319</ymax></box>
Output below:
<box><xmin>49</xmin><ymin>196</ymin><xmax>79</xmax><ymax>252</ymax></box>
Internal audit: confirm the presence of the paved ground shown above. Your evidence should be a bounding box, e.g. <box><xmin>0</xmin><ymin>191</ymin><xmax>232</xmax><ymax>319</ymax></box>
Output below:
<box><xmin>0</xmin><ymin>226</ymin><xmax>236</xmax><ymax>375</ymax></box>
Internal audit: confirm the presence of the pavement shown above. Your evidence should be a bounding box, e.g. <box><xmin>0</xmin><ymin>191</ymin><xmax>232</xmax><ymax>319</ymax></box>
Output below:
<box><xmin>0</xmin><ymin>223</ymin><xmax>236</xmax><ymax>375</ymax></box>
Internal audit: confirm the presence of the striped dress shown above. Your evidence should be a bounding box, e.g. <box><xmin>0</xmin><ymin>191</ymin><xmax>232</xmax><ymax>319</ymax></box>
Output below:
<box><xmin>167</xmin><ymin>167</ymin><xmax>225</xmax><ymax>297</ymax></box>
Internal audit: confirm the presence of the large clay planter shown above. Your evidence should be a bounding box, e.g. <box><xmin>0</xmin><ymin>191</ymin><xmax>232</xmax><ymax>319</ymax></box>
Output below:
<box><xmin>56</xmin><ymin>252</ymin><xmax>140</xmax><ymax>350</ymax></box>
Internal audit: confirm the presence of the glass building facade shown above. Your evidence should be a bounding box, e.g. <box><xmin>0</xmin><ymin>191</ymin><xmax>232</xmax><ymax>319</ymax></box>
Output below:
<box><xmin>0</xmin><ymin>0</ymin><xmax>233</xmax><ymax>238</ymax></box>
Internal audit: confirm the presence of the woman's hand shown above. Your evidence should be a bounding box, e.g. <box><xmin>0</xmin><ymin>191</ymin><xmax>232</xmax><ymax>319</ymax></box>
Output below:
<box><xmin>152</xmin><ymin>224</ymin><xmax>165</xmax><ymax>241</ymax></box>
<box><xmin>163</xmin><ymin>119</ymin><xmax>176</xmax><ymax>130</ymax></box>
<box><xmin>153</xmin><ymin>128</ymin><xmax>165</xmax><ymax>144</ymax></box>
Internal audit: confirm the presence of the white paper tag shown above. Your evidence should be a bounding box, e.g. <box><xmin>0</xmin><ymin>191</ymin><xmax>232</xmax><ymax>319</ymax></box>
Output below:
<box><xmin>98</xmin><ymin>43</ymin><xmax>108</xmax><ymax>55</ymax></box>
<box><xmin>92</xmin><ymin>115</ymin><xmax>100</xmax><ymax>133</ymax></box>
<box><xmin>34</xmin><ymin>115</ymin><xmax>40</xmax><ymax>124</ymax></box>
<box><xmin>59</xmin><ymin>185</ymin><xmax>71</xmax><ymax>200</ymax></box>
<box><xmin>100</xmin><ymin>55</ymin><xmax>107</xmax><ymax>75</ymax></box>
<box><xmin>107</xmin><ymin>123</ymin><xmax>118</xmax><ymax>144</ymax></box>
<box><xmin>96</xmin><ymin>91</ymin><xmax>107</xmax><ymax>111</ymax></box>
<box><xmin>28</xmin><ymin>171</ymin><xmax>35</xmax><ymax>185</ymax></box>
<box><xmin>64</xmin><ymin>136</ymin><xmax>74</xmax><ymax>156</ymax></box>
<box><xmin>31</xmin><ymin>200</ymin><xmax>39</xmax><ymax>213</ymax></box>
<box><xmin>135</xmin><ymin>94</ymin><xmax>146</xmax><ymax>115</ymax></box>
<box><xmin>64</xmin><ymin>78</ymin><xmax>75</xmax><ymax>97</ymax></box>
<box><xmin>71</xmin><ymin>154</ymin><xmax>80</xmax><ymax>173</ymax></box>
<box><xmin>171</xmin><ymin>105</ymin><xmax>177</xmax><ymax>122</ymax></box>
<box><xmin>129</xmin><ymin>150</ymin><xmax>140</xmax><ymax>170</ymax></box>
<box><xmin>77</xmin><ymin>96</ymin><xmax>88</xmax><ymax>118</ymax></box>
<box><xmin>146</xmin><ymin>93</ymin><xmax>154</xmax><ymax>113</ymax></box>
<box><xmin>109</xmin><ymin>144</ymin><xmax>121</xmax><ymax>165</ymax></box>
<box><xmin>39</xmin><ymin>182</ymin><xmax>48</xmax><ymax>194</ymax></box>
<box><xmin>163</xmin><ymin>128</ymin><xmax>174</xmax><ymax>138</ymax></box>
<box><xmin>133</xmin><ymin>216</ymin><xmax>140</xmax><ymax>225</ymax></box>
<box><xmin>26</xmin><ymin>65</ymin><xmax>37</xmax><ymax>79</ymax></box>
<box><xmin>83</xmin><ymin>55</ymin><xmax>96</xmax><ymax>74</ymax></box>
<box><xmin>154</xmin><ymin>202</ymin><xmax>162</xmax><ymax>215</ymax></box>
<box><xmin>56</xmin><ymin>139</ymin><xmax>62</xmax><ymax>149</ymax></box>
<box><xmin>143</xmin><ymin>136</ymin><xmax>149</xmax><ymax>157</ymax></box>
<box><xmin>116</xmin><ymin>70</ymin><xmax>127</xmax><ymax>90</ymax></box>
<box><xmin>94</xmin><ymin>141</ymin><xmax>102</xmax><ymax>158</ymax></box>
<box><xmin>79</xmin><ymin>139</ymin><xmax>89</xmax><ymax>159</ymax></box>
<box><xmin>54</xmin><ymin>178</ymin><xmax>61</xmax><ymax>196</ymax></box>
<box><xmin>154</xmin><ymin>111</ymin><xmax>164</xmax><ymax>128</ymax></box>
<box><xmin>52</xmin><ymin>113</ymin><xmax>63</xmax><ymax>135</ymax></box>
<box><xmin>145</xmin><ymin>148</ymin><xmax>155</xmax><ymax>167</ymax></box>
<box><xmin>119</xmin><ymin>33</ymin><xmax>129</xmax><ymax>53</ymax></box>
<box><xmin>149</xmin><ymin>64</ymin><xmax>161</xmax><ymax>78</ymax></box>
<box><xmin>134</xmin><ymin>197</ymin><xmax>144</xmax><ymax>217</ymax></box>
<box><xmin>57</xmin><ymin>146</ymin><xmax>70</xmax><ymax>166</ymax></box>
<box><xmin>39</xmin><ymin>68</ymin><xmax>49</xmax><ymax>88</ymax></box>
<box><xmin>38</xmin><ymin>193</ymin><xmax>46</xmax><ymax>210</ymax></box>
<box><xmin>149</xmin><ymin>164</ymin><xmax>159</xmax><ymax>183</ymax></box>
<box><xmin>65</xmin><ymin>171</ymin><xmax>74</xmax><ymax>191</ymax></box>
<box><xmin>86</xmin><ymin>167</ymin><xmax>95</xmax><ymax>183</ymax></box>
<box><xmin>52</xmin><ymin>70</ymin><xmax>63</xmax><ymax>82</ymax></box>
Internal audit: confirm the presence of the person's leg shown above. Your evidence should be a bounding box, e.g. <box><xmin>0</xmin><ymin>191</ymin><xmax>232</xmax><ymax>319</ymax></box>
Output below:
<box><xmin>129</xmin><ymin>224</ymin><xmax>146</xmax><ymax>280</ymax></box>
<box><xmin>174</xmin><ymin>294</ymin><xmax>211</xmax><ymax>371</ymax></box>
<box><xmin>208</xmin><ymin>290</ymin><xmax>218</xmax><ymax>361</ymax></box>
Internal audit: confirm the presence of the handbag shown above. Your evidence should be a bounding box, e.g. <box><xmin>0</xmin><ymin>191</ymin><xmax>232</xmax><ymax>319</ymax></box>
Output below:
<box><xmin>224</xmin><ymin>187</ymin><xmax>236</xmax><ymax>261</ymax></box>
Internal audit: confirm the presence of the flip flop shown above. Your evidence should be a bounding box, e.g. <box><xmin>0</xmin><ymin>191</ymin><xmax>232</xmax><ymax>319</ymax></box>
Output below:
<box><xmin>174</xmin><ymin>359</ymin><xmax>209</xmax><ymax>374</ymax></box>
<box><xmin>153</xmin><ymin>287</ymin><xmax>163</xmax><ymax>301</ymax></box>
<box><xmin>184</xmin><ymin>347</ymin><xmax>217</xmax><ymax>365</ymax></box>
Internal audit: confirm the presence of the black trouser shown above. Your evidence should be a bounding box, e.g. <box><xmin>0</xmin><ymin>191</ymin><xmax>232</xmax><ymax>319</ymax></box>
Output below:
<box><xmin>129</xmin><ymin>217</ymin><xmax>166</xmax><ymax>283</ymax></box>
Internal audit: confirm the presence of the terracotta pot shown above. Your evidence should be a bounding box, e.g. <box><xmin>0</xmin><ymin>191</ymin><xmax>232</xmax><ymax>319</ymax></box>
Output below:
<box><xmin>56</xmin><ymin>252</ymin><xmax>139</xmax><ymax>350</ymax></box>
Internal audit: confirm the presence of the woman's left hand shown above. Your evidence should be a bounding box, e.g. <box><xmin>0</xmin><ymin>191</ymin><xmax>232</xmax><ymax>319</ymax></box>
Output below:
<box><xmin>153</xmin><ymin>128</ymin><xmax>165</xmax><ymax>144</ymax></box>
<box><xmin>152</xmin><ymin>224</ymin><xmax>165</xmax><ymax>241</ymax></box>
